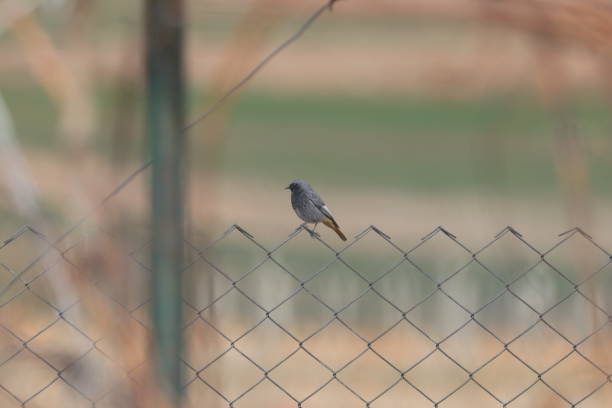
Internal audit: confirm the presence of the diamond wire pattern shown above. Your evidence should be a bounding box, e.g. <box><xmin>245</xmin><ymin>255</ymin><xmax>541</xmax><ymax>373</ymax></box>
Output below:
<box><xmin>0</xmin><ymin>226</ymin><xmax>156</xmax><ymax>406</ymax></box>
<box><xmin>0</xmin><ymin>224</ymin><xmax>611</xmax><ymax>407</ymax></box>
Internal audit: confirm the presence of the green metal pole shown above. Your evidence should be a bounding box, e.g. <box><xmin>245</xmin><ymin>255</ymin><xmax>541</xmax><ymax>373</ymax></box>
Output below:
<box><xmin>145</xmin><ymin>0</ymin><xmax>185</xmax><ymax>404</ymax></box>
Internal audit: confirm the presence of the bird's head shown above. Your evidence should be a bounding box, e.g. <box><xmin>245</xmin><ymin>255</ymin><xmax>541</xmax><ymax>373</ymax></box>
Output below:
<box><xmin>285</xmin><ymin>179</ymin><xmax>309</xmax><ymax>192</ymax></box>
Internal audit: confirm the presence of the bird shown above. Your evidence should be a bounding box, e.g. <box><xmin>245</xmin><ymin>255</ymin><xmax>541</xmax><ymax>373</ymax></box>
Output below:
<box><xmin>286</xmin><ymin>180</ymin><xmax>347</xmax><ymax>241</ymax></box>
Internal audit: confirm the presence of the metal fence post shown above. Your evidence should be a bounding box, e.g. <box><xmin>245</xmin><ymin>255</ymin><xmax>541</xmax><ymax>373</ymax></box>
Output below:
<box><xmin>145</xmin><ymin>0</ymin><xmax>185</xmax><ymax>404</ymax></box>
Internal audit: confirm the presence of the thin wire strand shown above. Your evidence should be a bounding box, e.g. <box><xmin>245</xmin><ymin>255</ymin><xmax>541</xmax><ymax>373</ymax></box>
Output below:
<box><xmin>183</xmin><ymin>0</ymin><xmax>336</xmax><ymax>132</ymax></box>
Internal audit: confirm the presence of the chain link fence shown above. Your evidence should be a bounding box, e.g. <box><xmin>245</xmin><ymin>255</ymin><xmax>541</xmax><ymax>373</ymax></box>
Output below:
<box><xmin>0</xmin><ymin>223</ymin><xmax>610</xmax><ymax>407</ymax></box>
<box><xmin>3</xmin><ymin>0</ymin><xmax>612</xmax><ymax>406</ymax></box>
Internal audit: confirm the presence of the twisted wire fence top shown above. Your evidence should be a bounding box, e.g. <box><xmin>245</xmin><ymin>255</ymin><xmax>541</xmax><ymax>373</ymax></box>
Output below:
<box><xmin>0</xmin><ymin>223</ymin><xmax>610</xmax><ymax>407</ymax></box>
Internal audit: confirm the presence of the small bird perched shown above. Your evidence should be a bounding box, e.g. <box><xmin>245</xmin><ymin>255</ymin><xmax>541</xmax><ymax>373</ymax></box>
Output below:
<box><xmin>286</xmin><ymin>180</ymin><xmax>347</xmax><ymax>241</ymax></box>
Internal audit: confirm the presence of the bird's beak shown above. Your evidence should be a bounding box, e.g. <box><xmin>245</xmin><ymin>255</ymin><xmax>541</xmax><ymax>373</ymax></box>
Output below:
<box><xmin>284</xmin><ymin>186</ymin><xmax>290</xmax><ymax>190</ymax></box>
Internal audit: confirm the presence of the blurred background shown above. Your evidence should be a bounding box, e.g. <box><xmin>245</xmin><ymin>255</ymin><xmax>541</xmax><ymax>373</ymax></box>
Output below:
<box><xmin>0</xmin><ymin>0</ymin><xmax>611</xmax><ymax>407</ymax></box>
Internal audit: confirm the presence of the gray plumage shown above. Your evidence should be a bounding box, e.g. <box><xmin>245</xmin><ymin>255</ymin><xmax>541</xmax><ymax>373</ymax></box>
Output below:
<box><xmin>286</xmin><ymin>180</ymin><xmax>346</xmax><ymax>241</ymax></box>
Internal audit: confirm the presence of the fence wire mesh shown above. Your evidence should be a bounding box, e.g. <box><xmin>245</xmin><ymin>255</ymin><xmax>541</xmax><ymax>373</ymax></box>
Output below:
<box><xmin>0</xmin><ymin>223</ymin><xmax>610</xmax><ymax>407</ymax></box>
<box><xmin>4</xmin><ymin>0</ymin><xmax>612</xmax><ymax>406</ymax></box>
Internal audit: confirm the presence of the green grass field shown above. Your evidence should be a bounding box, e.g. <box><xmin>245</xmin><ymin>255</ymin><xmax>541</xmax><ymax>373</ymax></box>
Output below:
<box><xmin>4</xmin><ymin>80</ymin><xmax>612</xmax><ymax>197</ymax></box>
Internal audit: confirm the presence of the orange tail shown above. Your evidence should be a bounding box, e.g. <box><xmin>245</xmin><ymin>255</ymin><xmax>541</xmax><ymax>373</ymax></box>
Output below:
<box><xmin>322</xmin><ymin>218</ymin><xmax>347</xmax><ymax>241</ymax></box>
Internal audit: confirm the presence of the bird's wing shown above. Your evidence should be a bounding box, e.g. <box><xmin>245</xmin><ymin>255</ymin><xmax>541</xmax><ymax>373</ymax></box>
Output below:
<box><xmin>318</xmin><ymin>204</ymin><xmax>336</xmax><ymax>222</ymax></box>
<box><xmin>307</xmin><ymin>192</ymin><xmax>338</xmax><ymax>227</ymax></box>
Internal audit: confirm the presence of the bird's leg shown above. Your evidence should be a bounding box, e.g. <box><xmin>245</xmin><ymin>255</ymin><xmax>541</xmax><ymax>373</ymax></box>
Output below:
<box><xmin>304</xmin><ymin>223</ymin><xmax>320</xmax><ymax>239</ymax></box>
<box><xmin>311</xmin><ymin>222</ymin><xmax>321</xmax><ymax>238</ymax></box>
